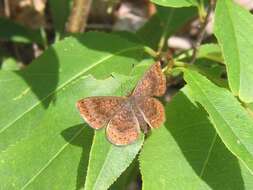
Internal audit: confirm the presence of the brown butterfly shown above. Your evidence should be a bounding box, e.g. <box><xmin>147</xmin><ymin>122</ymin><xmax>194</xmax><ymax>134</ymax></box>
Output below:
<box><xmin>76</xmin><ymin>62</ymin><xmax>166</xmax><ymax>145</ymax></box>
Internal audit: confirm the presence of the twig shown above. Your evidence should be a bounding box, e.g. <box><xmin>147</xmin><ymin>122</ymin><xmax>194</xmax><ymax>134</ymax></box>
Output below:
<box><xmin>66</xmin><ymin>0</ymin><xmax>93</xmax><ymax>33</ymax></box>
<box><xmin>190</xmin><ymin>0</ymin><xmax>216</xmax><ymax>64</ymax></box>
<box><xmin>4</xmin><ymin>0</ymin><xmax>10</xmax><ymax>17</ymax></box>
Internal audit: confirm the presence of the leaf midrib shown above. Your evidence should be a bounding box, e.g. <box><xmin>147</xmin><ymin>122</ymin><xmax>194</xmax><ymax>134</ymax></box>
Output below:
<box><xmin>0</xmin><ymin>46</ymin><xmax>143</xmax><ymax>135</ymax></box>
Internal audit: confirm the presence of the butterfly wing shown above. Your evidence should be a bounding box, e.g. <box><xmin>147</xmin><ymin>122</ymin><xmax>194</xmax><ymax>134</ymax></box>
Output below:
<box><xmin>132</xmin><ymin>62</ymin><xmax>166</xmax><ymax>97</ymax></box>
<box><xmin>76</xmin><ymin>97</ymin><xmax>127</xmax><ymax>129</ymax></box>
<box><xmin>106</xmin><ymin>102</ymin><xmax>140</xmax><ymax>145</ymax></box>
<box><xmin>135</xmin><ymin>97</ymin><xmax>165</xmax><ymax>128</ymax></box>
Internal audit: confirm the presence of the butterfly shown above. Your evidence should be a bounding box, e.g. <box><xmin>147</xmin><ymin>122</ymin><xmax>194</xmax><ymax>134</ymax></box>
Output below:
<box><xmin>76</xmin><ymin>62</ymin><xmax>166</xmax><ymax>146</ymax></box>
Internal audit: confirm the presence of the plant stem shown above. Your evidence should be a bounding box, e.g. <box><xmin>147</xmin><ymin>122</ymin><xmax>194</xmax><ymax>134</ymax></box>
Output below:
<box><xmin>174</xmin><ymin>61</ymin><xmax>187</xmax><ymax>67</ymax></box>
<box><xmin>40</xmin><ymin>27</ymin><xmax>48</xmax><ymax>49</ymax></box>
<box><xmin>144</xmin><ymin>46</ymin><xmax>158</xmax><ymax>58</ymax></box>
<box><xmin>190</xmin><ymin>0</ymin><xmax>215</xmax><ymax>64</ymax></box>
<box><xmin>198</xmin><ymin>0</ymin><xmax>206</xmax><ymax>21</ymax></box>
<box><xmin>66</xmin><ymin>0</ymin><xmax>93</xmax><ymax>33</ymax></box>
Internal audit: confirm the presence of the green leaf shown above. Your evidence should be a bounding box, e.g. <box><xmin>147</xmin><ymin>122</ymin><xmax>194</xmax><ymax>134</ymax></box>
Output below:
<box><xmin>140</xmin><ymin>88</ymin><xmax>253</xmax><ymax>189</ymax></box>
<box><xmin>193</xmin><ymin>59</ymin><xmax>227</xmax><ymax>88</ymax></box>
<box><xmin>84</xmin><ymin>131</ymin><xmax>144</xmax><ymax>190</ymax></box>
<box><xmin>0</xmin><ymin>32</ymin><xmax>144</xmax><ymax>152</ymax></box>
<box><xmin>176</xmin><ymin>44</ymin><xmax>223</xmax><ymax>64</ymax></box>
<box><xmin>214</xmin><ymin>0</ymin><xmax>253</xmax><ymax>103</ymax></box>
<box><xmin>197</xmin><ymin>44</ymin><xmax>223</xmax><ymax>64</ymax></box>
<box><xmin>0</xmin><ymin>75</ymin><xmax>96</xmax><ymax>189</ymax></box>
<box><xmin>184</xmin><ymin>69</ymin><xmax>253</xmax><ymax>174</ymax></box>
<box><xmin>140</xmin><ymin>126</ymin><xmax>211</xmax><ymax>190</ymax></box>
<box><xmin>0</xmin><ymin>31</ymin><xmax>149</xmax><ymax>188</ymax></box>
<box><xmin>48</xmin><ymin>0</ymin><xmax>72</xmax><ymax>36</ymax></box>
<box><xmin>1</xmin><ymin>57</ymin><xmax>19</xmax><ymax>71</ymax></box>
<box><xmin>0</xmin><ymin>72</ymin><xmax>146</xmax><ymax>189</ymax></box>
<box><xmin>137</xmin><ymin>6</ymin><xmax>196</xmax><ymax>50</ymax></box>
<box><xmin>150</xmin><ymin>0</ymin><xmax>197</xmax><ymax>7</ymax></box>
<box><xmin>0</xmin><ymin>18</ymin><xmax>43</xmax><ymax>44</ymax></box>
<box><xmin>109</xmin><ymin>159</ymin><xmax>139</xmax><ymax>190</ymax></box>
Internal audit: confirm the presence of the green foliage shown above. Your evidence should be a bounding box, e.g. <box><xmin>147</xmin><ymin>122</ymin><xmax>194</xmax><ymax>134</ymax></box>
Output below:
<box><xmin>0</xmin><ymin>31</ymin><xmax>146</xmax><ymax>189</ymax></box>
<box><xmin>214</xmin><ymin>0</ymin><xmax>253</xmax><ymax>103</ymax></box>
<box><xmin>1</xmin><ymin>57</ymin><xmax>19</xmax><ymax>71</ymax></box>
<box><xmin>184</xmin><ymin>69</ymin><xmax>253</xmax><ymax>175</ymax></box>
<box><xmin>140</xmin><ymin>126</ymin><xmax>211</xmax><ymax>190</ymax></box>
<box><xmin>141</xmin><ymin>88</ymin><xmax>253</xmax><ymax>189</ymax></box>
<box><xmin>85</xmin><ymin>130</ymin><xmax>144</xmax><ymax>190</ymax></box>
<box><xmin>1</xmin><ymin>0</ymin><xmax>253</xmax><ymax>189</ymax></box>
<box><xmin>0</xmin><ymin>72</ymin><xmax>144</xmax><ymax>189</ymax></box>
<box><xmin>196</xmin><ymin>44</ymin><xmax>223</xmax><ymax>63</ymax></box>
<box><xmin>150</xmin><ymin>0</ymin><xmax>197</xmax><ymax>7</ymax></box>
<box><xmin>0</xmin><ymin>32</ymin><xmax>144</xmax><ymax>153</ymax></box>
<box><xmin>48</xmin><ymin>0</ymin><xmax>72</xmax><ymax>37</ymax></box>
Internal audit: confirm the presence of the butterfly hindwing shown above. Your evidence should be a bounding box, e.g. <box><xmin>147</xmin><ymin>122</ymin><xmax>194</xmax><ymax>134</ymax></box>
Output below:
<box><xmin>132</xmin><ymin>62</ymin><xmax>166</xmax><ymax>97</ymax></box>
<box><xmin>135</xmin><ymin>97</ymin><xmax>165</xmax><ymax>129</ymax></box>
<box><xmin>76</xmin><ymin>97</ymin><xmax>126</xmax><ymax>129</ymax></box>
<box><xmin>106</xmin><ymin>102</ymin><xmax>140</xmax><ymax>145</ymax></box>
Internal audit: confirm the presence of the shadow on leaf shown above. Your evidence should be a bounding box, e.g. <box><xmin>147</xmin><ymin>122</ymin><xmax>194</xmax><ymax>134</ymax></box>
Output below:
<box><xmin>61</xmin><ymin>124</ymin><xmax>94</xmax><ymax>190</ymax></box>
<box><xmin>14</xmin><ymin>32</ymin><xmax>145</xmax><ymax>109</ymax></box>
<box><xmin>166</xmin><ymin>91</ymin><xmax>245</xmax><ymax>190</ymax></box>
<box><xmin>16</xmin><ymin>47</ymin><xmax>59</xmax><ymax>108</ymax></box>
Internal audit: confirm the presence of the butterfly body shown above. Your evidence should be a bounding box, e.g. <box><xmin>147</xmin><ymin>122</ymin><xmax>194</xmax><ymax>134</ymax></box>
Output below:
<box><xmin>77</xmin><ymin>62</ymin><xmax>166</xmax><ymax>145</ymax></box>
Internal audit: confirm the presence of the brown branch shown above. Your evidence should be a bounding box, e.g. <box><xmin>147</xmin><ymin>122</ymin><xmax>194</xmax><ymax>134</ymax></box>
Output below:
<box><xmin>66</xmin><ymin>0</ymin><xmax>93</xmax><ymax>33</ymax></box>
<box><xmin>4</xmin><ymin>0</ymin><xmax>10</xmax><ymax>17</ymax></box>
<box><xmin>190</xmin><ymin>0</ymin><xmax>216</xmax><ymax>64</ymax></box>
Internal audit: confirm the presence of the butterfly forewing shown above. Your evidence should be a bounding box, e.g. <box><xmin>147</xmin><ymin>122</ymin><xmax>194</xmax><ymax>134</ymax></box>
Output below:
<box><xmin>76</xmin><ymin>97</ymin><xmax>127</xmax><ymax>129</ymax></box>
<box><xmin>135</xmin><ymin>97</ymin><xmax>165</xmax><ymax>129</ymax></box>
<box><xmin>132</xmin><ymin>62</ymin><xmax>166</xmax><ymax>97</ymax></box>
<box><xmin>106</xmin><ymin>102</ymin><xmax>140</xmax><ymax>145</ymax></box>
